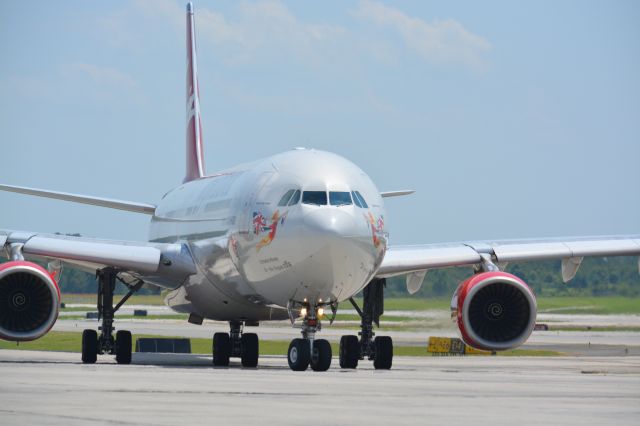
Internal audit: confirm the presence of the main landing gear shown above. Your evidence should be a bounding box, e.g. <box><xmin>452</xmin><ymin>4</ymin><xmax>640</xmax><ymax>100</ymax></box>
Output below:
<box><xmin>212</xmin><ymin>321</ymin><xmax>259</xmax><ymax>367</ymax></box>
<box><xmin>82</xmin><ymin>268</ymin><xmax>143</xmax><ymax>364</ymax></box>
<box><xmin>339</xmin><ymin>278</ymin><xmax>393</xmax><ymax>370</ymax></box>
<box><xmin>286</xmin><ymin>301</ymin><xmax>334</xmax><ymax>372</ymax></box>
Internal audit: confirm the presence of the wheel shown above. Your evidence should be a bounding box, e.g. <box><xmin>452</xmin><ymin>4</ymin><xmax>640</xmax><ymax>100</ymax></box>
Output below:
<box><xmin>339</xmin><ymin>335</ymin><xmax>359</xmax><ymax>369</ymax></box>
<box><xmin>310</xmin><ymin>339</ymin><xmax>332</xmax><ymax>372</ymax></box>
<box><xmin>81</xmin><ymin>329</ymin><xmax>98</xmax><ymax>364</ymax></box>
<box><xmin>213</xmin><ymin>332</ymin><xmax>230</xmax><ymax>366</ymax></box>
<box><xmin>373</xmin><ymin>336</ymin><xmax>393</xmax><ymax>370</ymax></box>
<box><xmin>241</xmin><ymin>333</ymin><xmax>259</xmax><ymax>368</ymax></box>
<box><xmin>287</xmin><ymin>338</ymin><xmax>310</xmax><ymax>371</ymax></box>
<box><xmin>115</xmin><ymin>330</ymin><xmax>132</xmax><ymax>364</ymax></box>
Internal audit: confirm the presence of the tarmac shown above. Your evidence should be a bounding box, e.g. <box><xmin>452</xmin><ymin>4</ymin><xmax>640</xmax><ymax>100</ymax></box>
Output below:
<box><xmin>53</xmin><ymin>318</ymin><xmax>640</xmax><ymax>356</ymax></box>
<box><xmin>0</xmin><ymin>349</ymin><xmax>638</xmax><ymax>426</ymax></box>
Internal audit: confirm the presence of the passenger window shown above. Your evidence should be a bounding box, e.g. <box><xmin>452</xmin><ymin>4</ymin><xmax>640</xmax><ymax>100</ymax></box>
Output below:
<box><xmin>278</xmin><ymin>189</ymin><xmax>295</xmax><ymax>206</ymax></box>
<box><xmin>351</xmin><ymin>191</ymin><xmax>363</xmax><ymax>208</ymax></box>
<box><xmin>329</xmin><ymin>191</ymin><xmax>352</xmax><ymax>206</ymax></box>
<box><xmin>302</xmin><ymin>191</ymin><xmax>327</xmax><ymax>205</ymax></box>
<box><xmin>354</xmin><ymin>191</ymin><xmax>368</xmax><ymax>208</ymax></box>
<box><xmin>288</xmin><ymin>190</ymin><xmax>301</xmax><ymax>206</ymax></box>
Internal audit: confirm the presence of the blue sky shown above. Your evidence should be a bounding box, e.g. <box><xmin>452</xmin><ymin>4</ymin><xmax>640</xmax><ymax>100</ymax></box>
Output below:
<box><xmin>1</xmin><ymin>0</ymin><xmax>638</xmax><ymax>245</ymax></box>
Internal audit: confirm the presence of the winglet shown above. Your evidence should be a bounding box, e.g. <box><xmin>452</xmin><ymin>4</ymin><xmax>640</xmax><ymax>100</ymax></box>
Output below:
<box><xmin>184</xmin><ymin>2</ymin><xmax>206</xmax><ymax>183</ymax></box>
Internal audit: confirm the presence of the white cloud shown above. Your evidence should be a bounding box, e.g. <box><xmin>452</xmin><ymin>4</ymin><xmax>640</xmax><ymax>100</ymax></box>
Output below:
<box><xmin>64</xmin><ymin>62</ymin><xmax>137</xmax><ymax>89</ymax></box>
<box><xmin>100</xmin><ymin>0</ymin><xmax>488</xmax><ymax>70</ymax></box>
<box><xmin>111</xmin><ymin>0</ymin><xmax>346</xmax><ymax>65</ymax></box>
<box><xmin>353</xmin><ymin>0</ymin><xmax>491</xmax><ymax>69</ymax></box>
<box><xmin>197</xmin><ymin>0</ymin><xmax>346</xmax><ymax>64</ymax></box>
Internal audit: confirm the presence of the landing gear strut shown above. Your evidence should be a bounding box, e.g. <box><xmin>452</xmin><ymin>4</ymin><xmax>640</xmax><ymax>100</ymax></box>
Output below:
<box><xmin>81</xmin><ymin>268</ymin><xmax>141</xmax><ymax>365</ymax></box>
<box><xmin>212</xmin><ymin>321</ymin><xmax>259</xmax><ymax>367</ymax></box>
<box><xmin>287</xmin><ymin>302</ymin><xmax>332</xmax><ymax>371</ymax></box>
<box><xmin>340</xmin><ymin>278</ymin><xmax>393</xmax><ymax>370</ymax></box>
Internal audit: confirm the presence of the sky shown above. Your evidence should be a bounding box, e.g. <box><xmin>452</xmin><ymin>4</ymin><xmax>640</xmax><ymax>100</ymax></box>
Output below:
<box><xmin>0</xmin><ymin>0</ymin><xmax>638</xmax><ymax>245</ymax></box>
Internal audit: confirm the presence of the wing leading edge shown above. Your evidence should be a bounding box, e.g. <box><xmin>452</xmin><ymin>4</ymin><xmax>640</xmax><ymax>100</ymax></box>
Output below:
<box><xmin>1</xmin><ymin>230</ymin><xmax>196</xmax><ymax>289</ymax></box>
<box><xmin>0</xmin><ymin>184</ymin><xmax>156</xmax><ymax>215</ymax></box>
<box><xmin>378</xmin><ymin>235</ymin><xmax>640</xmax><ymax>292</ymax></box>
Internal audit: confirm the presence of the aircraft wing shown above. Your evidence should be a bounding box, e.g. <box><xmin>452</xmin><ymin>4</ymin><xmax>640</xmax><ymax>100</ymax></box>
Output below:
<box><xmin>0</xmin><ymin>184</ymin><xmax>156</xmax><ymax>215</ymax></box>
<box><xmin>378</xmin><ymin>235</ymin><xmax>640</xmax><ymax>293</ymax></box>
<box><xmin>0</xmin><ymin>229</ymin><xmax>196</xmax><ymax>288</ymax></box>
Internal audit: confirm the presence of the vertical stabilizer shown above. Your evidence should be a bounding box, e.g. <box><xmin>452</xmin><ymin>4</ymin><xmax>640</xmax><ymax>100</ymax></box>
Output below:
<box><xmin>184</xmin><ymin>2</ymin><xmax>205</xmax><ymax>183</ymax></box>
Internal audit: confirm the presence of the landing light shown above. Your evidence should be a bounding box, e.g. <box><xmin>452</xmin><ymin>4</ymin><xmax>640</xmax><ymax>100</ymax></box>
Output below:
<box><xmin>300</xmin><ymin>307</ymin><xmax>307</xmax><ymax>317</ymax></box>
<box><xmin>317</xmin><ymin>307</ymin><xmax>324</xmax><ymax>318</ymax></box>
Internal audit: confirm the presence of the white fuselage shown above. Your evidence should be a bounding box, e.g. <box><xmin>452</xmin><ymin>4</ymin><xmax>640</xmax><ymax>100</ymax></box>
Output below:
<box><xmin>149</xmin><ymin>149</ymin><xmax>387</xmax><ymax>321</ymax></box>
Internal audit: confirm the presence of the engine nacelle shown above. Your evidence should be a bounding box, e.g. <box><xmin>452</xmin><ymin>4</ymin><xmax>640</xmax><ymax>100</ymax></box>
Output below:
<box><xmin>452</xmin><ymin>271</ymin><xmax>536</xmax><ymax>351</ymax></box>
<box><xmin>0</xmin><ymin>261</ymin><xmax>60</xmax><ymax>342</ymax></box>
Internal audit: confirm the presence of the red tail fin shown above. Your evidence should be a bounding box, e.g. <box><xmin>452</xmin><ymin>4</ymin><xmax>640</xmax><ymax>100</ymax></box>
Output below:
<box><xmin>184</xmin><ymin>2</ymin><xmax>205</xmax><ymax>183</ymax></box>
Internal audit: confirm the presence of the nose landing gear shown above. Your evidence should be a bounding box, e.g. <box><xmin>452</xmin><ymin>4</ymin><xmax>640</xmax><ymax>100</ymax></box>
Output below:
<box><xmin>286</xmin><ymin>301</ymin><xmax>333</xmax><ymax>371</ymax></box>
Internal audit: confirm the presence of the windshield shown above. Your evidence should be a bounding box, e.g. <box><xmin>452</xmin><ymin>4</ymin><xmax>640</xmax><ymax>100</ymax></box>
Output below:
<box><xmin>329</xmin><ymin>191</ymin><xmax>352</xmax><ymax>206</ymax></box>
<box><xmin>302</xmin><ymin>191</ymin><xmax>327</xmax><ymax>205</ymax></box>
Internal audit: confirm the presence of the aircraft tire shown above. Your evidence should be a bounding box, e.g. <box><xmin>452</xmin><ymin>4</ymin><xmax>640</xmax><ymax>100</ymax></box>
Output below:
<box><xmin>81</xmin><ymin>329</ymin><xmax>98</xmax><ymax>364</ymax></box>
<box><xmin>115</xmin><ymin>330</ymin><xmax>132</xmax><ymax>364</ymax></box>
<box><xmin>339</xmin><ymin>335</ymin><xmax>359</xmax><ymax>369</ymax></box>
<box><xmin>287</xmin><ymin>338</ymin><xmax>310</xmax><ymax>371</ymax></box>
<box><xmin>310</xmin><ymin>339</ymin><xmax>332</xmax><ymax>372</ymax></box>
<box><xmin>213</xmin><ymin>332</ymin><xmax>230</xmax><ymax>366</ymax></box>
<box><xmin>241</xmin><ymin>333</ymin><xmax>259</xmax><ymax>368</ymax></box>
<box><xmin>373</xmin><ymin>336</ymin><xmax>393</xmax><ymax>370</ymax></box>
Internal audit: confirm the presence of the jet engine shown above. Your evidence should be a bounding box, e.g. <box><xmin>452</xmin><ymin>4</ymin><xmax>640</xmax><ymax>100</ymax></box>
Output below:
<box><xmin>452</xmin><ymin>271</ymin><xmax>536</xmax><ymax>351</ymax></box>
<box><xmin>0</xmin><ymin>261</ymin><xmax>60</xmax><ymax>341</ymax></box>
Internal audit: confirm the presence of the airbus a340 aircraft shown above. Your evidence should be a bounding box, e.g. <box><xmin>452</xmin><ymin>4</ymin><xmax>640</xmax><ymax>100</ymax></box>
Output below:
<box><xmin>1</xmin><ymin>3</ymin><xmax>638</xmax><ymax>371</ymax></box>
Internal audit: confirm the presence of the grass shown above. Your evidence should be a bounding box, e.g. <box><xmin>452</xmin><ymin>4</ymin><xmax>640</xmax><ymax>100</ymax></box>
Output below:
<box><xmin>378</xmin><ymin>297</ymin><xmax>640</xmax><ymax>314</ymax></box>
<box><xmin>62</xmin><ymin>294</ymin><xmax>165</xmax><ymax>306</ymax></box>
<box><xmin>0</xmin><ymin>332</ymin><xmax>562</xmax><ymax>357</ymax></box>
<box><xmin>62</xmin><ymin>314</ymin><xmax>189</xmax><ymax>321</ymax></box>
<box><xmin>546</xmin><ymin>326</ymin><xmax>640</xmax><ymax>332</ymax></box>
<box><xmin>536</xmin><ymin>297</ymin><xmax>640</xmax><ymax>315</ymax></box>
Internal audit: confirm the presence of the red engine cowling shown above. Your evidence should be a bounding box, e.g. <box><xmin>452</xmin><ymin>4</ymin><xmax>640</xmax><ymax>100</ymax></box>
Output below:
<box><xmin>0</xmin><ymin>261</ymin><xmax>60</xmax><ymax>342</ymax></box>
<box><xmin>452</xmin><ymin>271</ymin><xmax>536</xmax><ymax>351</ymax></box>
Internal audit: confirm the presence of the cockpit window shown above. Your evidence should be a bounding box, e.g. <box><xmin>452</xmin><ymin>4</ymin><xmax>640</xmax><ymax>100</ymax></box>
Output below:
<box><xmin>302</xmin><ymin>191</ymin><xmax>327</xmax><ymax>205</ymax></box>
<box><xmin>351</xmin><ymin>191</ymin><xmax>362</xmax><ymax>208</ymax></box>
<box><xmin>352</xmin><ymin>191</ymin><xmax>368</xmax><ymax>208</ymax></box>
<box><xmin>329</xmin><ymin>191</ymin><xmax>352</xmax><ymax>206</ymax></box>
<box><xmin>278</xmin><ymin>189</ymin><xmax>295</xmax><ymax>206</ymax></box>
<box><xmin>288</xmin><ymin>189</ymin><xmax>301</xmax><ymax>206</ymax></box>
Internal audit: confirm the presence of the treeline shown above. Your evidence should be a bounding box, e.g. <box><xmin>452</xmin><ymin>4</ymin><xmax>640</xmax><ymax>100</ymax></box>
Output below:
<box><xmin>58</xmin><ymin>267</ymin><xmax>161</xmax><ymax>295</ymax></box>
<box><xmin>384</xmin><ymin>256</ymin><xmax>640</xmax><ymax>298</ymax></box>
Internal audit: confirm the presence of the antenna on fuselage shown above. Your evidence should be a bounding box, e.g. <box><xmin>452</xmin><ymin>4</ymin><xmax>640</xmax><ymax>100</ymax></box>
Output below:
<box><xmin>183</xmin><ymin>2</ymin><xmax>206</xmax><ymax>183</ymax></box>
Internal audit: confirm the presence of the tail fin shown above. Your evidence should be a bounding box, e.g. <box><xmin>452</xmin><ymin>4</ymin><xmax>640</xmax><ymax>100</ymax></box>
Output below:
<box><xmin>184</xmin><ymin>2</ymin><xmax>205</xmax><ymax>183</ymax></box>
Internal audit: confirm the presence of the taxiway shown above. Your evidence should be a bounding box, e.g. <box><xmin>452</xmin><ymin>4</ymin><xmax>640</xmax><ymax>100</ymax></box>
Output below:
<box><xmin>0</xmin><ymin>350</ymin><xmax>638</xmax><ymax>425</ymax></box>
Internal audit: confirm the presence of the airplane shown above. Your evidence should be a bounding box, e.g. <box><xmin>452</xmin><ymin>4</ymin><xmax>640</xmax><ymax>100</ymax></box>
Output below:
<box><xmin>1</xmin><ymin>2</ymin><xmax>639</xmax><ymax>372</ymax></box>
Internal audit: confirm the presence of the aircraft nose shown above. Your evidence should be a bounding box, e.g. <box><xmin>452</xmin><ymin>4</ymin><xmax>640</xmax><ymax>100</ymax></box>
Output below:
<box><xmin>303</xmin><ymin>209</ymin><xmax>358</xmax><ymax>237</ymax></box>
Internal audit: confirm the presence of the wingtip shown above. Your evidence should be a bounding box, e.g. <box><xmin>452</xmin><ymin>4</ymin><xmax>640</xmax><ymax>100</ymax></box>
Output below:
<box><xmin>186</xmin><ymin>2</ymin><xmax>193</xmax><ymax>13</ymax></box>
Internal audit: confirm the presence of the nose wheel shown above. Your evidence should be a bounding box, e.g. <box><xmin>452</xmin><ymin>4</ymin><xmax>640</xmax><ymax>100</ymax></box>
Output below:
<box><xmin>287</xmin><ymin>338</ymin><xmax>310</xmax><ymax>371</ymax></box>
<box><xmin>286</xmin><ymin>301</ymin><xmax>333</xmax><ymax>371</ymax></box>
